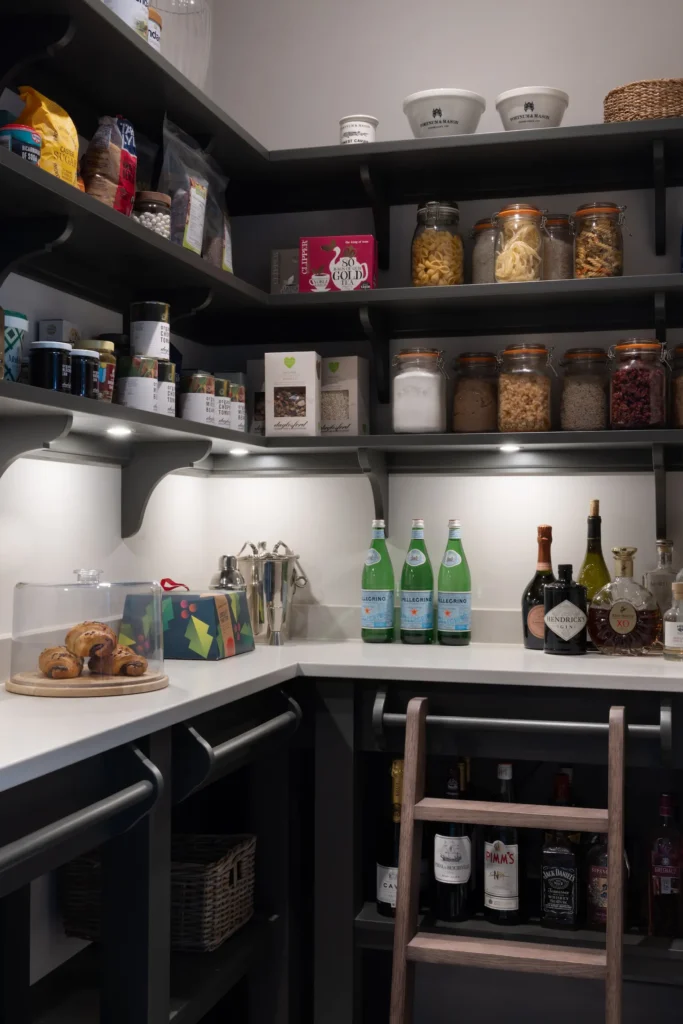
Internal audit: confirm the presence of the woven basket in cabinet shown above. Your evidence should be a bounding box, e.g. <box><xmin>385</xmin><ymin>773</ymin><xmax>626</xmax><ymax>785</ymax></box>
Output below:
<box><xmin>604</xmin><ymin>78</ymin><xmax>683</xmax><ymax>122</ymax></box>
<box><xmin>59</xmin><ymin>833</ymin><xmax>256</xmax><ymax>953</ymax></box>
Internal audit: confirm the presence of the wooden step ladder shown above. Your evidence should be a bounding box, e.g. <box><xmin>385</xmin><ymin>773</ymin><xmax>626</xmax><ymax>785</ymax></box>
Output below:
<box><xmin>390</xmin><ymin>697</ymin><xmax>625</xmax><ymax>1024</ymax></box>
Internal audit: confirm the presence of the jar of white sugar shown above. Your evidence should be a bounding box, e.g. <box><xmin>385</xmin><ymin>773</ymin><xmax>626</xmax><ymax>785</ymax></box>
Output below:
<box><xmin>392</xmin><ymin>348</ymin><xmax>447</xmax><ymax>433</ymax></box>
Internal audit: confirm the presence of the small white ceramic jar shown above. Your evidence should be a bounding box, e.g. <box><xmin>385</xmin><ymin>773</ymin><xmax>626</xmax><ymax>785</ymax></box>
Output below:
<box><xmin>339</xmin><ymin>115</ymin><xmax>378</xmax><ymax>145</ymax></box>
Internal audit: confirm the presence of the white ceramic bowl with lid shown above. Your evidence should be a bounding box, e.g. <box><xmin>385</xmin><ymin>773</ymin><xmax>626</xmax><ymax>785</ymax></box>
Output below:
<box><xmin>402</xmin><ymin>88</ymin><xmax>486</xmax><ymax>138</ymax></box>
<box><xmin>495</xmin><ymin>87</ymin><xmax>569</xmax><ymax>130</ymax></box>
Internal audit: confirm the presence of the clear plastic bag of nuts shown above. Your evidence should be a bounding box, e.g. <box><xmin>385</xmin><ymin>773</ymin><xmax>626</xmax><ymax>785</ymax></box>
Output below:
<box><xmin>411</xmin><ymin>201</ymin><xmax>464</xmax><ymax>286</ymax></box>
<box><xmin>498</xmin><ymin>343</ymin><xmax>555</xmax><ymax>432</ymax></box>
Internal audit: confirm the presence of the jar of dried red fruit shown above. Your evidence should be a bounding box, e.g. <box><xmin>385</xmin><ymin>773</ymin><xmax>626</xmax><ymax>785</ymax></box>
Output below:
<box><xmin>609</xmin><ymin>340</ymin><xmax>667</xmax><ymax>429</ymax></box>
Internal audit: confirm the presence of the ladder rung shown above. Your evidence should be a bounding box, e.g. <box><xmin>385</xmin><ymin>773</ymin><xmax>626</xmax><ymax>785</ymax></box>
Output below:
<box><xmin>406</xmin><ymin>933</ymin><xmax>607</xmax><ymax>979</ymax></box>
<box><xmin>414</xmin><ymin>798</ymin><xmax>608</xmax><ymax>833</ymax></box>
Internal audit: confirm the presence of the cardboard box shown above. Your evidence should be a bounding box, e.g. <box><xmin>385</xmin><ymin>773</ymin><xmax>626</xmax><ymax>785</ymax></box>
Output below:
<box><xmin>247</xmin><ymin>358</ymin><xmax>265</xmax><ymax>435</ymax></box>
<box><xmin>299</xmin><ymin>235</ymin><xmax>377</xmax><ymax>292</ymax></box>
<box><xmin>265</xmin><ymin>351</ymin><xmax>320</xmax><ymax>437</ymax></box>
<box><xmin>321</xmin><ymin>356</ymin><xmax>370</xmax><ymax>435</ymax></box>
<box><xmin>121</xmin><ymin>590</ymin><xmax>254</xmax><ymax>661</ymax></box>
<box><xmin>270</xmin><ymin>248</ymin><xmax>299</xmax><ymax>293</ymax></box>
<box><xmin>38</xmin><ymin>319</ymin><xmax>81</xmax><ymax>345</ymax></box>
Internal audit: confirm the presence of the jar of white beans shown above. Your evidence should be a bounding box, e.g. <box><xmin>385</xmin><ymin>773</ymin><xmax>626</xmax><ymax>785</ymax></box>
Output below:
<box><xmin>392</xmin><ymin>348</ymin><xmax>447</xmax><ymax>433</ymax></box>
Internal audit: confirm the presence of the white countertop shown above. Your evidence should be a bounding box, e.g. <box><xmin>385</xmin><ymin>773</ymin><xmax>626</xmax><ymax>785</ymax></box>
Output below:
<box><xmin>0</xmin><ymin>641</ymin><xmax>680</xmax><ymax>793</ymax></box>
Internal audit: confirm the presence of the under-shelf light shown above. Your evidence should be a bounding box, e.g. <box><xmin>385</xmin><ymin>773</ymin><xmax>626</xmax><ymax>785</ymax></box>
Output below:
<box><xmin>107</xmin><ymin>425</ymin><xmax>134</xmax><ymax>438</ymax></box>
<box><xmin>229</xmin><ymin>448</ymin><xmax>249</xmax><ymax>457</ymax></box>
<box><xmin>499</xmin><ymin>443</ymin><xmax>521</xmax><ymax>453</ymax></box>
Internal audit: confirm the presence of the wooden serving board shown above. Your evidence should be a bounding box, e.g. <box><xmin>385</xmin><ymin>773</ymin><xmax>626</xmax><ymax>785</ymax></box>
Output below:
<box><xmin>6</xmin><ymin>670</ymin><xmax>169</xmax><ymax>698</ymax></box>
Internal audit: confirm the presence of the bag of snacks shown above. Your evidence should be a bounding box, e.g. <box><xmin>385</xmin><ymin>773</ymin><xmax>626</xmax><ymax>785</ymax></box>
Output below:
<box><xmin>159</xmin><ymin>116</ymin><xmax>209</xmax><ymax>255</ymax></box>
<box><xmin>81</xmin><ymin>116</ymin><xmax>137</xmax><ymax>215</ymax></box>
<box><xmin>202</xmin><ymin>155</ymin><xmax>233</xmax><ymax>273</ymax></box>
<box><xmin>18</xmin><ymin>86</ymin><xmax>78</xmax><ymax>186</ymax></box>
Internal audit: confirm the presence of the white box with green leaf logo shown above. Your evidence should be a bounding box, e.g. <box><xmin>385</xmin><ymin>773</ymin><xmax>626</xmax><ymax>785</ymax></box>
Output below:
<box><xmin>265</xmin><ymin>351</ymin><xmax>321</xmax><ymax>436</ymax></box>
<box><xmin>321</xmin><ymin>356</ymin><xmax>369</xmax><ymax>435</ymax></box>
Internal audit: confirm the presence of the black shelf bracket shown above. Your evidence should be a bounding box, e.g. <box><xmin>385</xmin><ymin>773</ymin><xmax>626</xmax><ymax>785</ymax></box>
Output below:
<box><xmin>0</xmin><ymin>413</ymin><xmax>72</xmax><ymax>478</ymax></box>
<box><xmin>358</xmin><ymin>448</ymin><xmax>389</xmax><ymax>535</ymax></box>
<box><xmin>360</xmin><ymin>163</ymin><xmax>390</xmax><ymax>271</ymax></box>
<box><xmin>359</xmin><ymin>304</ymin><xmax>390</xmax><ymax>404</ymax></box>
<box><xmin>0</xmin><ymin>217</ymin><xmax>73</xmax><ymax>288</ymax></box>
<box><xmin>653</xmin><ymin>139</ymin><xmax>666</xmax><ymax>257</ymax></box>
<box><xmin>0</xmin><ymin>16</ymin><xmax>74</xmax><ymax>94</ymax></box>
<box><xmin>121</xmin><ymin>439</ymin><xmax>212</xmax><ymax>539</ymax></box>
<box><xmin>654</xmin><ymin>290</ymin><xmax>667</xmax><ymax>347</ymax></box>
<box><xmin>166</xmin><ymin>287</ymin><xmax>214</xmax><ymax>330</ymax></box>
<box><xmin>652</xmin><ymin>442</ymin><xmax>667</xmax><ymax>540</ymax></box>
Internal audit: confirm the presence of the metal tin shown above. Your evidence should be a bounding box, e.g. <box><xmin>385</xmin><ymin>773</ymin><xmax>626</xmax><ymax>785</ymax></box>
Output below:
<box><xmin>0</xmin><ymin>123</ymin><xmax>41</xmax><ymax>164</ymax></box>
<box><xmin>180</xmin><ymin>370</ymin><xmax>215</xmax><ymax>424</ymax></box>
<box><xmin>115</xmin><ymin>355</ymin><xmax>158</xmax><ymax>412</ymax></box>
<box><xmin>230</xmin><ymin>383</ymin><xmax>246</xmax><ymax>432</ymax></box>
<box><xmin>215</xmin><ymin>377</ymin><xmax>231</xmax><ymax>428</ymax></box>
<box><xmin>29</xmin><ymin>342</ymin><xmax>72</xmax><ymax>393</ymax></box>
<box><xmin>70</xmin><ymin>349</ymin><xmax>100</xmax><ymax>399</ymax></box>
<box><xmin>130</xmin><ymin>301</ymin><xmax>170</xmax><ymax>360</ymax></box>
<box><xmin>157</xmin><ymin>360</ymin><xmax>176</xmax><ymax>417</ymax></box>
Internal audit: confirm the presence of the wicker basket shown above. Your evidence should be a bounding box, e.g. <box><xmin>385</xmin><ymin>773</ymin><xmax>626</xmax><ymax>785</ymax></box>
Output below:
<box><xmin>604</xmin><ymin>79</ymin><xmax>683</xmax><ymax>122</ymax></box>
<box><xmin>59</xmin><ymin>834</ymin><xmax>256</xmax><ymax>953</ymax></box>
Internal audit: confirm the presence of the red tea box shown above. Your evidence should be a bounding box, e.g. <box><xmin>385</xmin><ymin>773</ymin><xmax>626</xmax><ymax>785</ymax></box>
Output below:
<box><xmin>299</xmin><ymin>235</ymin><xmax>377</xmax><ymax>292</ymax></box>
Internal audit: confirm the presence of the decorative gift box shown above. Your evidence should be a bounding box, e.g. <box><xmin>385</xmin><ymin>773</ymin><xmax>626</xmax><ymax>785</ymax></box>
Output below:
<box><xmin>299</xmin><ymin>235</ymin><xmax>377</xmax><ymax>292</ymax></box>
<box><xmin>121</xmin><ymin>590</ymin><xmax>254</xmax><ymax>661</ymax></box>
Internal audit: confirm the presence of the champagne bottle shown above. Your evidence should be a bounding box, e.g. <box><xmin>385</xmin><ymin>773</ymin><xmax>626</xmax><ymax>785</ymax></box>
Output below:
<box><xmin>437</xmin><ymin>519</ymin><xmax>472</xmax><ymax>646</ymax></box>
<box><xmin>361</xmin><ymin>519</ymin><xmax>395</xmax><ymax>643</ymax></box>
<box><xmin>522</xmin><ymin>525</ymin><xmax>554</xmax><ymax>650</ymax></box>
<box><xmin>376</xmin><ymin>759</ymin><xmax>404</xmax><ymax>918</ymax></box>
<box><xmin>577</xmin><ymin>499</ymin><xmax>610</xmax><ymax>602</ymax></box>
<box><xmin>400</xmin><ymin>519</ymin><xmax>434</xmax><ymax>644</ymax></box>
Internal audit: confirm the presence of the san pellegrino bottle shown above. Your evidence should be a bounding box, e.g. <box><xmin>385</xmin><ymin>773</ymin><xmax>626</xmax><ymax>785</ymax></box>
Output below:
<box><xmin>361</xmin><ymin>519</ymin><xmax>395</xmax><ymax>643</ymax></box>
<box><xmin>400</xmin><ymin>518</ymin><xmax>434</xmax><ymax>644</ymax></box>
<box><xmin>437</xmin><ymin>519</ymin><xmax>472</xmax><ymax>646</ymax></box>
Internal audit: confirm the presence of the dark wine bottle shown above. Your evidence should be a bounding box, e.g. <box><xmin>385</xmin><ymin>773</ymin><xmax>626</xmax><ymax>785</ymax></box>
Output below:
<box><xmin>522</xmin><ymin>525</ymin><xmax>555</xmax><ymax>650</ymax></box>
<box><xmin>543</xmin><ymin>564</ymin><xmax>588</xmax><ymax>655</ymax></box>
<box><xmin>434</xmin><ymin>761</ymin><xmax>472</xmax><ymax>922</ymax></box>
<box><xmin>376</xmin><ymin>759</ymin><xmax>404</xmax><ymax>918</ymax></box>
<box><xmin>484</xmin><ymin>763</ymin><xmax>520</xmax><ymax>925</ymax></box>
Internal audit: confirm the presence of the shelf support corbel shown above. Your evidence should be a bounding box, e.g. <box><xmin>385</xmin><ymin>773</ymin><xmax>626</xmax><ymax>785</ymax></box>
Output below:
<box><xmin>652</xmin><ymin>442</ymin><xmax>666</xmax><ymax>541</ymax></box>
<box><xmin>359</xmin><ymin>163</ymin><xmax>390</xmax><ymax>271</ymax></box>
<box><xmin>0</xmin><ymin>414</ymin><xmax>72</xmax><ymax>479</ymax></box>
<box><xmin>0</xmin><ymin>16</ymin><xmax>74</xmax><ymax>94</ymax></box>
<box><xmin>0</xmin><ymin>217</ymin><xmax>72</xmax><ymax>289</ymax></box>
<box><xmin>358</xmin><ymin>447</ymin><xmax>388</xmax><ymax>535</ymax></box>
<box><xmin>653</xmin><ymin>139</ymin><xmax>666</xmax><ymax>257</ymax></box>
<box><xmin>121</xmin><ymin>439</ymin><xmax>212</xmax><ymax>539</ymax></box>
<box><xmin>359</xmin><ymin>305</ymin><xmax>390</xmax><ymax>405</ymax></box>
<box><xmin>165</xmin><ymin>287</ymin><xmax>214</xmax><ymax>331</ymax></box>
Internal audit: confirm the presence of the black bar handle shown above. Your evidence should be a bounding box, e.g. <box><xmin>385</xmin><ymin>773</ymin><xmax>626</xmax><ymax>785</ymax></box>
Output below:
<box><xmin>212</xmin><ymin>699</ymin><xmax>301</xmax><ymax>763</ymax></box>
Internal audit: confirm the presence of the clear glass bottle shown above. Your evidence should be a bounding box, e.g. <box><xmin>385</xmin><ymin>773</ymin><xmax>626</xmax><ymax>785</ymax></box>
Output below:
<box><xmin>573</xmin><ymin>201</ymin><xmax>625</xmax><ymax>278</ymax></box>
<box><xmin>392</xmin><ymin>349</ymin><xmax>447</xmax><ymax>434</ymax></box>
<box><xmin>560</xmin><ymin>347</ymin><xmax>609</xmax><ymax>431</ymax></box>
<box><xmin>498</xmin><ymin>344</ymin><xmax>553</xmax><ymax>432</ymax></box>
<box><xmin>471</xmin><ymin>217</ymin><xmax>496</xmax><ymax>284</ymax></box>
<box><xmin>543</xmin><ymin>213</ymin><xmax>574</xmax><ymax>280</ymax></box>
<box><xmin>663</xmin><ymin>582</ymin><xmax>683</xmax><ymax>661</ymax></box>
<box><xmin>588</xmin><ymin>547</ymin><xmax>661</xmax><ymax>655</ymax></box>
<box><xmin>494</xmin><ymin>204</ymin><xmax>544</xmax><ymax>283</ymax></box>
<box><xmin>609</xmin><ymin>340</ymin><xmax>667</xmax><ymax>429</ymax></box>
<box><xmin>643</xmin><ymin>541</ymin><xmax>678</xmax><ymax>618</ymax></box>
<box><xmin>452</xmin><ymin>352</ymin><xmax>498</xmax><ymax>433</ymax></box>
<box><xmin>411</xmin><ymin>201</ymin><xmax>464</xmax><ymax>286</ymax></box>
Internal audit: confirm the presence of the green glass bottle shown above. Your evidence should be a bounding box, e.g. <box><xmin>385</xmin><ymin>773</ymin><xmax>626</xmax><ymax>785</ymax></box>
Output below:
<box><xmin>361</xmin><ymin>519</ymin><xmax>395</xmax><ymax>643</ymax></box>
<box><xmin>577</xmin><ymin>499</ymin><xmax>610</xmax><ymax>602</ymax></box>
<box><xmin>400</xmin><ymin>518</ymin><xmax>434</xmax><ymax>644</ymax></box>
<box><xmin>437</xmin><ymin>519</ymin><xmax>472</xmax><ymax>646</ymax></box>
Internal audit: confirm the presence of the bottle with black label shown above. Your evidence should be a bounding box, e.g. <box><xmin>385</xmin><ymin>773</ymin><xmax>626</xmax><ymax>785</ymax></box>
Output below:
<box><xmin>434</xmin><ymin>761</ymin><xmax>472</xmax><ymax>922</ymax></box>
<box><xmin>543</xmin><ymin>564</ymin><xmax>588</xmax><ymax>655</ymax></box>
<box><xmin>522</xmin><ymin>525</ymin><xmax>555</xmax><ymax>649</ymax></box>
<box><xmin>541</xmin><ymin>773</ymin><xmax>579</xmax><ymax>929</ymax></box>
<box><xmin>484</xmin><ymin>763</ymin><xmax>519</xmax><ymax>925</ymax></box>
<box><xmin>376</xmin><ymin>759</ymin><xmax>404</xmax><ymax>918</ymax></box>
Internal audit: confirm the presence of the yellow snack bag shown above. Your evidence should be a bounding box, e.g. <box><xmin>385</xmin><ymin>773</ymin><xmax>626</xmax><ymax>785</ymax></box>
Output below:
<box><xmin>18</xmin><ymin>86</ymin><xmax>79</xmax><ymax>187</ymax></box>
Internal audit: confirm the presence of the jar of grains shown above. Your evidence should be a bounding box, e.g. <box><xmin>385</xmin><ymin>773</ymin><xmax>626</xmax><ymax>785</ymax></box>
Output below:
<box><xmin>411</xmin><ymin>201</ymin><xmax>464</xmax><ymax>287</ymax></box>
<box><xmin>671</xmin><ymin>346</ymin><xmax>683</xmax><ymax>427</ymax></box>
<box><xmin>543</xmin><ymin>213</ymin><xmax>574</xmax><ymax>280</ymax></box>
<box><xmin>609</xmin><ymin>339</ymin><xmax>666</xmax><ymax>429</ymax></box>
<box><xmin>494</xmin><ymin>204</ymin><xmax>545</xmax><ymax>283</ymax></box>
<box><xmin>573</xmin><ymin>201</ymin><xmax>625</xmax><ymax>278</ymax></box>
<box><xmin>471</xmin><ymin>217</ymin><xmax>496</xmax><ymax>284</ymax></box>
<box><xmin>452</xmin><ymin>352</ymin><xmax>498</xmax><ymax>432</ymax></box>
<box><xmin>560</xmin><ymin>347</ymin><xmax>609</xmax><ymax>430</ymax></box>
<box><xmin>132</xmin><ymin>191</ymin><xmax>172</xmax><ymax>239</ymax></box>
<box><xmin>498</xmin><ymin>344</ymin><xmax>553</xmax><ymax>432</ymax></box>
<box><xmin>392</xmin><ymin>348</ymin><xmax>447</xmax><ymax>433</ymax></box>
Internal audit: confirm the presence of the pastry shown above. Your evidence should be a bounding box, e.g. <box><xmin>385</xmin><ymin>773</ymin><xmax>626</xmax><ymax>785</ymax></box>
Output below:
<box><xmin>65</xmin><ymin>621</ymin><xmax>117</xmax><ymax>659</ymax></box>
<box><xmin>39</xmin><ymin>646</ymin><xmax>84</xmax><ymax>680</ymax></box>
<box><xmin>89</xmin><ymin>645</ymin><xmax>148</xmax><ymax>677</ymax></box>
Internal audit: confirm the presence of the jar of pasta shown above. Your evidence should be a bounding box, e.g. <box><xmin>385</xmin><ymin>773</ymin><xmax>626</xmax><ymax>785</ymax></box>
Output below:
<box><xmin>498</xmin><ymin>344</ymin><xmax>553</xmax><ymax>432</ymax></box>
<box><xmin>560</xmin><ymin>347</ymin><xmax>609</xmax><ymax>431</ymax></box>
<box><xmin>574</xmin><ymin>202</ymin><xmax>625</xmax><ymax>278</ymax></box>
<box><xmin>471</xmin><ymin>218</ymin><xmax>496</xmax><ymax>284</ymax></box>
<box><xmin>411</xmin><ymin>201</ymin><xmax>464</xmax><ymax>287</ymax></box>
<box><xmin>452</xmin><ymin>352</ymin><xmax>498</xmax><ymax>432</ymax></box>
<box><xmin>609</xmin><ymin>339</ymin><xmax>666</xmax><ymax>429</ymax></box>
<box><xmin>493</xmin><ymin>204</ymin><xmax>544</xmax><ymax>283</ymax></box>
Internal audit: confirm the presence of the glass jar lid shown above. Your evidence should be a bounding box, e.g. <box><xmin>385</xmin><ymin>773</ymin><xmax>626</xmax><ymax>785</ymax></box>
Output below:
<box><xmin>472</xmin><ymin>217</ymin><xmax>494</xmax><ymax>232</ymax></box>
<box><xmin>135</xmin><ymin>190</ymin><xmax>171</xmax><ymax>206</ymax></box>
<box><xmin>396</xmin><ymin>347</ymin><xmax>442</xmax><ymax>360</ymax></box>
<box><xmin>612</xmin><ymin>339</ymin><xmax>661</xmax><ymax>354</ymax></box>
<box><xmin>545</xmin><ymin>213</ymin><xmax>572</xmax><ymax>226</ymax></box>
<box><xmin>454</xmin><ymin>351</ymin><xmax>497</xmax><ymax>367</ymax></box>
<box><xmin>79</xmin><ymin>339</ymin><xmax>116</xmax><ymax>354</ymax></box>
<box><xmin>496</xmin><ymin>203</ymin><xmax>543</xmax><ymax>219</ymax></box>
<box><xmin>574</xmin><ymin>201</ymin><xmax>625</xmax><ymax>218</ymax></box>
<box><xmin>561</xmin><ymin>346</ymin><xmax>608</xmax><ymax>365</ymax></box>
<box><xmin>501</xmin><ymin>343</ymin><xmax>549</xmax><ymax>357</ymax></box>
<box><xmin>417</xmin><ymin>200</ymin><xmax>459</xmax><ymax>215</ymax></box>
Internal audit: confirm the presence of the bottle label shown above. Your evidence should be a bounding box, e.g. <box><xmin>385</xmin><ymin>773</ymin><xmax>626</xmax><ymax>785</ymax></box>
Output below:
<box><xmin>484</xmin><ymin>841</ymin><xmax>519</xmax><ymax>910</ymax></box>
<box><xmin>665</xmin><ymin>622</ymin><xmax>683</xmax><ymax>650</ymax></box>
<box><xmin>651</xmin><ymin>840</ymin><xmax>681</xmax><ymax>896</ymax></box>
<box><xmin>411</xmin><ymin>528</ymin><xmax>425</xmax><ymax>540</ymax></box>
<box><xmin>438</xmin><ymin>592</ymin><xmax>472</xmax><ymax>632</ymax></box>
<box><xmin>361</xmin><ymin>590</ymin><xmax>394</xmax><ymax>630</ymax></box>
<box><xmin>401</xmin><ymin>591</ymin><xmax>434</xmax><ymax>630</ymax></box>
<box><xmin>608</xmin><ymin>601</ymin><xmax>637</xmax><ymax>635</ymax></box>
<box><xmin>365</xmin><ymin>549</ymin><xmax>381</xmax><ymax>566</ymax></box>
<box><xmin>544</xmin><ymin>600</ymin><xmax>587</xmax><ymax>641</ymax></box>
<box><xmin>588</xmin><ymin>863</ymin><xmax>608</xmax><ymax>924</ymax></box>
<box><xmin>376</xmin><ymin>864</ymin><xmax>398</xmax><ymax>907</ymax></box>
<box><xmin>442</xmin><ymin>549</ymin><xmax>462</xmax><ymax>568</ymax></box>
<box><xmin>542</xmin><ymin>864</ymin><xmax>577</xmax><ymax>919</ymax></box>
<box><xmin>372</xmin><ymin>528</ymin><xmax>385</xmax><ymax>540</ymax></box>
<box><xmin>435</xmin><ymin>834</ymin><xmax>471</xmax><ymax>884</ymax></box>
<box><xmin>526</xmin><ymin>604</ymin><xmax>545</xmax><ymax>639</ymax></box>
<box><xmin>448</xmin><ymin>527</ymin><xmax>462</xmax><ymax>540</ymax></box>
<box><xmin>405</xmin><ymin>548</ymin><xmax>426</xmax><ymax>567</ymax></box>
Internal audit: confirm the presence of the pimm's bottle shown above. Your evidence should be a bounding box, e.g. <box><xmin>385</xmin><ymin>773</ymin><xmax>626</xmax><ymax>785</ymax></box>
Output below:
<box><xmin>484</xmin><ymin>763</ymin><xmax>520</xmax><ymax>925</ymax></box>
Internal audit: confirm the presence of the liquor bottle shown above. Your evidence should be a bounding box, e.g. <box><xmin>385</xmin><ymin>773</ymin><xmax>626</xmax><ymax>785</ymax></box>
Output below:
<box><xmin>541</xmin><ymin>774</ymin><xmax>579</xmax><ymax>929</ymax></box>
<box><xmin>434</xmin><ymin>761</ymin><xmax>472</xmax><ymax>922</ymax></box>
<box><xmin>376</xmin><ymin>759</ymin><xmax>404</xmax><ymax>918</ymax></box>
<box><xmin>361</xmin><ymin>518</ymin><xmax>395</xmax><ymax>643</ymax></box>
<box><xmin>648</xmin><ymin>793</ymin><xmax>683</xmax><ymax>937</ymax></box>
<box><xmin>663</xmin><ymin>582</ymin><xmax>683</xmax><ymax>661</ymax></box>
<box><xmin>484</xmin><ymin>763</ymin><xmax>519</xmax><ymax>925</ymax></box>
<box><xmin>522</xmin><ymin>525</ymin><xmax>555</xmax><ymax>650</ymax></box>
<box><xmin>577</xmin><ymin>499</ymin><xmax>610</xmax><ymax>603</ymax></box>
<box><xmin>643</xmin><ymin>540</ymin><xmax>678</xmax><ymax>618</ymax></box>
<box><xmin>586</xmin><ymin>834</ymin><xmax>608</xmax><ymax>929</ymax></box>
<box><xmin>400</xmin><ymin>519</ymin><xmax>434</xmax><ymax>644</ymax></box>
<box><xmin>543</xmin><ymin>564</ymin><xmax>587</xmax><ymax>655</ymax></box>
<box><xmin>588</xmin><ymin>547</ymin><xmax>661</xmax><ymax>655</ymax></box>
<box><xmin>437</xmin><ymin>519</ymin><xmax>472</xmax><ymax>646</ymax></box>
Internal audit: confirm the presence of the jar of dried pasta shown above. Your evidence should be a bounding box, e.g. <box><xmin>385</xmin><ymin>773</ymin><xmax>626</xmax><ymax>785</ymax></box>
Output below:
<box><xmin>498</xmin><ymin>344</ymin><xmax>553</xmax><ymax>432</ymax></box>
<box><xmin>452</xmin><ymin>352</ymin><xmax>498</xmax><ymax>432</ymax></box>
<box><xmin>493</xmin><ymin>204</ymin><xmax>544</xmax><ymax>283</ymax></box>
<box><xmin>574</xmin><ymin>201</ymin><xmax>625</xmax><ymax>278</ymax></box>
<box><xmin>411</xmin><ymin>201</ymin><xmax>464</xmax><ymax>287</ymax></box>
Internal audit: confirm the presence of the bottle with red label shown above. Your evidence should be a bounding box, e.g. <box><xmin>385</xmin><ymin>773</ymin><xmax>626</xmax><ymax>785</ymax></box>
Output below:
<box><xmin>586</xmin><ymin>833</ymin><xmax>609</xmax><ymax>929</ymax></box>
<box><xmin>484</xmin><ymin>763</ymin><xmax>520</xmax><ymax>925</ymax></box>
<box><xmin>648</xmin><ymin>793</ymin><xmax>683</xmax><ymax>937</ymax></box>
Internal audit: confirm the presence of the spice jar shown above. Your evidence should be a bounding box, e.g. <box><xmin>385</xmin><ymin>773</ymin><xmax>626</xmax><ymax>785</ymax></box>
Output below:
<box><xmin>78</xmin><ymin>340</ymin><xmax>117</xmax><ymax>402</ymax></box>
<box><xmin>132</xmin><ymin>192</ymin><xmax>171</xmax><ymax>240</ymax></box>
<box><xmin>411</xmin><ymin>201</ymin><xmax>464</xmax><ymax>286</ymax></box>
<box><xmin>471</xmin><ymin>218</ymin><xmax>496</xmax><ymax>284</ymax></box>
<box><xmin>543</xmin><ymin>214</ymin><xmax>574</xmax><ymax>280</ymax></box>
<box><xmin>392</xmin><ymin>348</ymin><xmax>447</xmax><ymax>434</ymax></box>
<box><xmin>29</xmin><ymin>342</ymin><xmax>72</xmax><ymax>393</ymax></box>
<box><xmin>574</xmin><ymin>202</ymin><xmax>625</xmax><ymax>278</ymax></box>
<box><xmin>560</xmin><ymin>347</ymin><xmax>608</xmax><ymax>431</ymax></box>
<box><xmin>609</xmin><ymin>339</ymin><xmax>666</xmax><ymax>429</ymax></box>
<box><xmin>671</xmin><ymin>346</ymin><xmax>683</xmax><ymax>427</ymax></box>
<box><xmin>498</xmin><ymin>344</ymin><xmax>553</xmax><ymax>432</ymax></box>
<box><xmin>494</xmin><ymin>204</ymin><xmax>544</xmax><ymax>283</ymax></box>
<box><xmin>452</xmin><ymin>353</ymin><xmax>498</xmax><ymax>433</ymax></box>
